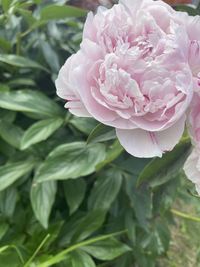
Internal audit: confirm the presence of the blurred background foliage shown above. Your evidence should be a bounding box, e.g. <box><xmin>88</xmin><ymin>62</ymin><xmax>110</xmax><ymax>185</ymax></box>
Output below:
<box><xmin>0</xmin><ymin>0</ymin><xmax>200</xmax><ymax>266</ymax></box>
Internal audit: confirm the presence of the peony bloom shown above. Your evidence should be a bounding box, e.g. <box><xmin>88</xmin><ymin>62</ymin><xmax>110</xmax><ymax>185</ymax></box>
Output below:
<box><xmin>184</xmin><ymin>148</ymin><xmax>200</xmax><ymax>195</ymax></box>
<box><xmin>56</xmin><ymin>0</ymin><xmax>194</xmax><ymax>158</ymax></box>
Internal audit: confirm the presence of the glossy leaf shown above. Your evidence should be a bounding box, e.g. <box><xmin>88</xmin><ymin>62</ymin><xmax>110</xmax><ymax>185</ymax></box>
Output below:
<box><xmin>31</xmin><ymin>180</ymin><xmax>57</xmax><ymax>228</ymax></box>
<box><xmin>87</xmin><ymin>123</ymin><xmax>116</xmax><ymax>144</ymax></box>
<box><xmin>21</xmin><ymin>118</ymin><xmax>63</xmax><ymax>150</ymax></box>
<box><xmin>82</xmin><ymin>238</ymin><xmax>131</xmax><ymax>260</ymax></box>
<box><xmin>0</xmin><ymin>159</ymin><xmax>35</xmax><ymax>191</ymax></box>
<box><xmin>0</xmin><ymin>54</ymin><xmax>49</xmax><ymax>72</ymax></box>
<box><xmin>35</xmin><ymin>142</ymin><xmax>106</xmax><ymax>182</ymax></box>
<box><xmin>0</xmin><ymin>90</ymin><xmax>63</xmax><ymax>118</ymax></box>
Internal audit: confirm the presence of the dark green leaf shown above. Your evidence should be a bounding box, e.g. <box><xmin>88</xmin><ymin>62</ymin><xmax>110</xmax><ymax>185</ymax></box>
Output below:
<box><xmin>87</xmin><ymin>123</ymin><xmax>116</xmax><ymax>144</ymax></box>
<box><xmin>35</xmin><ymin>142</ymin><xmax>106</xmax><ymax>182</ymax></box>
<box><xmin>21</xmin><ymin>118</ymin><xmax>63</xmax><ymax>150</ymax></box>
<box><xmin>96</xmin><ymin>140</ymin><xmax>124</xmax><ymax>171</ymax></box>
<box><xmin>125</xmin><ymin>175</ymin><xmax>152</xmax><ymax>229</ymax></box>
<box><xmin>137</xmin><ymin>138</ymin><xmax>191</xmax><ymax>187</ymax></box>
<box><xmin>31</xmin><ymin>180</ymin><xmax>57</xmax><ymax>228</ymax></box>
<box><xmin>0</xmin><ymin>223</ymin><xmax>9</xmax><ymax>241</ymax></box>
<box><xmin>175</xmin><ymin>5</ymin><xmax>199</xmax><ymax>15</ymax></box>
<box><xmin>40</xmin><ymin>5</ymin><xmax>87</xmax><ymax>21</ymax></box>
<box><xmin>88</xmin><ymin>169</ymin><xmax>122</xmax><ymax>211</ymax></box>
<box><xmin>0</xmin><ymin>187</ymin><xmax>18</xmax><ymax>217</ymax></box>
<box><xmin>0</xmin><ymin>90</ymin><xmax>63</xmax><ymax>118</ymax></box>
<box><xmin>82</xmin><ymin>237</ymin><xmax>131</xmax><ymax>260</ymax></box>
<box><xmin>72</xmin><ymin>210</ymin><xmax>106</xmax><ymax>242</ymax></box>
<box><xmin>69</xmin><ymin>117</ymin><xmax>98</xmax><ymax>135</ymax></box>
<box><xmin>64</xmin><ymin>178</ymin><xmax>86</xmax><ymax>215</ymax></box>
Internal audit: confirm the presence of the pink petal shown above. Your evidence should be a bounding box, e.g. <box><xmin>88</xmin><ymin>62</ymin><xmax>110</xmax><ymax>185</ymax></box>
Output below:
<box><xmin>116</xmin><ymin>116</ymin><xmax>185</xmax><ymax>158</ymax></box>
<box><xmin>183</xmin><ymin>149</ymin><xmax>200</xmax><ymax>184</ymax></box>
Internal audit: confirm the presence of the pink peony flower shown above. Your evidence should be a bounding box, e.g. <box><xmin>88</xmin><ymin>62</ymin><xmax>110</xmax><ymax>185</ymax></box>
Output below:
<box><xmin>184</xmin><ymin>148</ymin><xmax>200</xmax><ymax>195</ymax></box>
<box><xmin>56</xmin><ymin>0</ymin><xmax>194</xmax><ymax>158</ymax></box>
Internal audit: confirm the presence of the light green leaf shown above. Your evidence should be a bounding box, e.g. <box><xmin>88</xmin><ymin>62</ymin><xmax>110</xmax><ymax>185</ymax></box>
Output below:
<box><xmin>0</xmin><ymin>54</ymin><xmax>49</xmax><ymax>72</ymax></box>
<box><xmin>0</xmin><ymin>159</ymin><xmax>35</xmax><ymax>191</ymax></box>
<box><xmin>0</xmin><ymin>120</ymin><xmax>23</xmax><ymax>149</ymax></box>
<box><xmin>40</xmin><ymin>5</ymin><xmax>87</xmax><ymax>21</ymax></box>
<box><xmin>31</xmin><ymin>180</ymin><xmax>57</xmax><ymax>229</ymax></box>
<box><xmin>64</xmin><ymin>178</ymin><xmax>86</xmax><ymax>215</ymax></box>
<box><xmin>87</xmin><ymin>123</ymin><xmax>116</xmax><ymax>144</ymax></box>
<box><xmin>0</xmin><ymin>90</ymin><xmax>63</xmax><ymax>118</ymax></box>
<box><xmin>82</xmin><ymin>238</ymin><xmax>131</xmax><ymax>260</ymax></box>
<box><xmin>35</xmin><ymin>142</ymin><xmax>106</xmax><ymax>182</ymax></box>
<box><xmin>70</xmin><ymin>250</ymin><xmax>96</xmax><ymax>267</ymax></box>
<box><xmin>21</xmin><ymin>118</ymin><xmax>63</xmax><ymax>150</ymax></box>
<box><xmin>137</xmin><ymin>138</ymin><xmax>191</xmax><ymax>187</ymax></box>
<box><xmin>1</xmin><ymin>0</ymin><xmax>12</xmax><ymax>12</ymax></box>
<box><xmin>88</xmin><ymin>169</ymin><xmax>122</xmax><ymax>211</ymax></box>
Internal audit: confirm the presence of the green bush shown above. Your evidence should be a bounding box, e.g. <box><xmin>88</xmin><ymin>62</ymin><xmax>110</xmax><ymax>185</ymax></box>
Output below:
<box><xmin>0</xmin><ymin>1</ymin><xmax>199</xmax><ymax>266</ymax></box>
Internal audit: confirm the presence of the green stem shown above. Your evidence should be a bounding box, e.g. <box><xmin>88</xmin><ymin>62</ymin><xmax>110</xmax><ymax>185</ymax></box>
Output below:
<box><xmin>16</xmin><ymin>33</ymin><xmax>21</xmax><ymax>55</ymax></box>
<box><xmin>171</xmin><ymin>209</ymin><xmax>200</xmax><ymax>222</ymax></box>
<box><xmin>24</xmin><ymin>234</ymin><xmax>50</xmax><ymax>267</ymax></box>
<box><xmin>37</xmin><ymin>230</ymin><xmax>127</xmax><ymax>267</ymax></box>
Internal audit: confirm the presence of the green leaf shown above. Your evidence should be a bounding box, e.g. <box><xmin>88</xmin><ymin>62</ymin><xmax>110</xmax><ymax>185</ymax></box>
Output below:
<box><xmin>40</xmin><ymin>40</ymin><xmax>60</xmax><ymax>73</ymax></box>
<box><xmin>96</xmin><ymin>140</ymin><xmax>124</xmax><ymax>171</ymax></box>
<box><xmin>1</xmin><ymin>0</ymin><xmax>12</xmax><ymax>12</ymax></box>
<box><xmin>0</xmin><ymin>120</ymin><xmax>23</xmax><ymax>149</ymax></box>
<box><xmin>0</xmin><ymin>54</ymin><xmax>49</xmax><ymax>72</ymax></box>
<box><xmin>31</xmin><ymin>180</ymin><xmax>57</xmax><ymax>228</ymax></box>
<box><xmin>137</xmin><ymin>138</ymin><xmax>191</xmax><ymax>187</ymax></box>
<box><xmin>21</xmin><ymin>118</ymin><xmax>63</xmax><ymax>150</ymax></box>
<box><xmin>40</xmin><ymin>5</ymin><xmax>87</xmax><ymax>21</ymax></box>
<box><xmin>35</xmin><ymin>142</ymin><xmax>106</xmax><ymax>182</ymax></box>
<box><xmin>175</xmin><ymin>5</ymin><xmax>199</xmax><ymax>15</ymax></box>
<box><xmin>125</xmin><ymin>176</ymin><xmax>152</xmax><ymax>229</ymax></box>
<box><xmin>0</xmin><ymin>90</ymin><xmax>63</xmax><ymax>118</ymax></box>
<box><xmin>69</xmin><ymin>117</ymin><xmax>98</xmax><ymax>135</ymax></box>
<box><xmin>64</xmin><ymin>178</ymin><xmax>86</xmax><ymax>215</ymax></box>
<box><xmin>72</xmin><ymin>210</ymin><xmax>106</xmax><ymax>242</ymax></box>
<box><xmin>0</xmin><ymin>187</ymin><xmax>17</xmax><ymax>217</ymax></box>
<box><xmin>0</xmin><ymin>223</ymin><xmax>9</xmax><ymax>241</ymax></box>
<box><xmin>69</xmin><ymin>250</ymin><xmax>96</xmax><ymax>267</ymax></box>
<box><xmin>87</xmin><ymin>123</ymin><xmax>116</xmax><ymax>144</ymax></box>
<box><xmin>82</xmin><ymin>238</ymin><xmax>131</xmax><ymax>261</ymax></box>
<box><xmin>88</xmin><ymin>169</ymin><xmax>122</xmax><ymax>211</ymax></box>
<box><xmin>0</xmin><ymin>159</ymin><xmax>35</xmax><ymax>191</ymax></box>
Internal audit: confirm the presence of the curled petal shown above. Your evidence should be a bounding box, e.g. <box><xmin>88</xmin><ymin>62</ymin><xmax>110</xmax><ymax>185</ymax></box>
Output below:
<box><xmin>116</xmin><ymin>116</ymin><xmax>185</xmax><ymax>158</ymax></box>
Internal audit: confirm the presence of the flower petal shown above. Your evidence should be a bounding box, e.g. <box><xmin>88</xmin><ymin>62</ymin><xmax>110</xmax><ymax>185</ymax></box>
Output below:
<box><xmin>116</xmin><ymin>116</ymin><xmax>185</xmax><ymax>158</ymax></box>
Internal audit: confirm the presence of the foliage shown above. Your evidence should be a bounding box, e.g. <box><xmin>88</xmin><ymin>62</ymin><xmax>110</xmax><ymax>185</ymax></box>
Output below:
<box><xmin>0</xmin><ymin>1</ymin><xmax>199</xmax><ymax>266</ymax></box>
